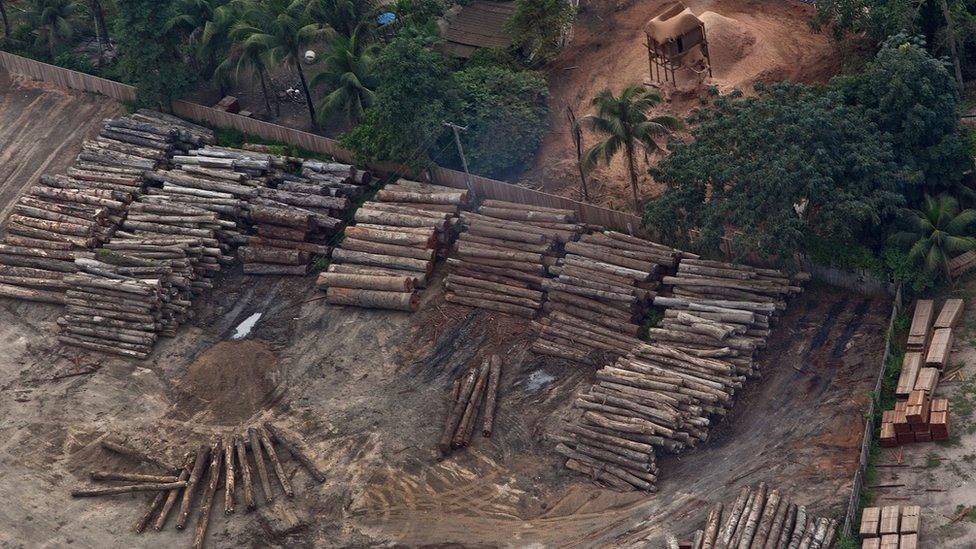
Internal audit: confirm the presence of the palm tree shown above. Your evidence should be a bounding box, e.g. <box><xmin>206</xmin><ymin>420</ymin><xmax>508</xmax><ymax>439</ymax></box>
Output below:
<box><xmin>24</xmin><ymin>0</ymin><xmax>80</xmax><ymax>58</ymax></box>
<box><xmin>230</xmin><ymin>0</ymin><xmax>333</xmax><ymax>127</ymax></box>
<box><xmin>309</xmin><ymin>0</ymin><xmax>377</xmax><ymax>37</ymax></box>
<box><xmin>2</xmin><ymin>0</ymin><xmax>13</xmax><ymax>38</ymax></box>
<box><xmin>217</xmin><ymin>33</ymin><xmax>276</xmax><ymax>115</ymax></box>
<box><xmin>310</xmin><ymin>25</ymin><xmax>377</xmax><ymax>127</ymax></box>
<box><xmin>889</xmin><ymin>194</ymin><xmax>976</xmax><ymax>281</ymax></box>
<box><xmin>578</xmin><ymin>84</ymin><xmax>681</xmax><ymax>211</ymax></box>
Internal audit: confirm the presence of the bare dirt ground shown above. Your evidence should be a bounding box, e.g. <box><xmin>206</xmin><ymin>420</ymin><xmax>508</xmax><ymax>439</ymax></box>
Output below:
<box><xmin>519</xmin><ymin>0</ymin><xmax>848</xmax><ymax>211</ymax></box>
<box><xmin>871</xmin><ymin>281</ymin><xmax>976</xmax><ymax>548</ymax></box>
<box><xmin>0</xmin><ymin>78</ymin><xmax>890</xmax><ymax>547</ymax></box>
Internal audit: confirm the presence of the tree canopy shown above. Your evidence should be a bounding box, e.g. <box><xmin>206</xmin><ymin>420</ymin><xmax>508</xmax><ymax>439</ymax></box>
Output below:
<box><xmin>114</xmin><ymin>0</ymin><xmax>195</xmax><ymax>107</ymax></box>
<box><xmin>645</xmin><ymin>82</ymin><xmax>907</xmax><ymax>262</ymax></box>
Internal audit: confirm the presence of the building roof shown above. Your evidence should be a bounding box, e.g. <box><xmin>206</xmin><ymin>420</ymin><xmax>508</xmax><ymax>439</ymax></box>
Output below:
<box><xmin>644</xmin><ymin>2</ymin><xmax>702</xmax><ymax>45</ymax></box>
<box><xmin>441</xmin><ymin>1</ymin><xmax>516</xmax><ymax>58</ymax></box>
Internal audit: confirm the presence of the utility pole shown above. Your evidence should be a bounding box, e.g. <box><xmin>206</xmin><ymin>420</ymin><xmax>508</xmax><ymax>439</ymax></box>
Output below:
<box><xmin>566</xmin><ymin>106</ymin><xmax>589</xmax><ymax>202</ymax></box>
<box><xmin>443</xmin><ymin>121</ymin><xmax>476</xmax><ymax>200</ymax></box>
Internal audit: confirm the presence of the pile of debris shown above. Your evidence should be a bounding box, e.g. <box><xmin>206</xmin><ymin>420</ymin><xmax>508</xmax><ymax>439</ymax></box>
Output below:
<box><xmin>75</xmin><ymin>423</ymin><xmax>324</xmax><ymax>548</ymax></box>
<box><xmin>0</xmin><ymin>111</ymin><xmax>212</xmax><ymax>305</ymax></box>
<box><xmin>444</xmin><ymin>200</ymin><xmax>582</xmax><ymax>318</ymax></box>
<box><xmin>321</xmin><ymin>179</ymin><xmax>465</xmax><ymax>311</ymax></box>
<box><xmin>557</xmin><ymin>259</ymin><xmax>804</xmax><ymax>491</ymax></box>
<box><xmin>437</xmin><ymin>355</ymin><xmax>503</xmax><ymax>456</ymax></box>
<box><xmin>685</xmin><ymin>483</ymin><xmax>838</xmax><ymax>549</ymax></box>
<box><xmin>532</xmin><ymin>231</ymin><xmax>685</xmax><ymax>365</ymax></box>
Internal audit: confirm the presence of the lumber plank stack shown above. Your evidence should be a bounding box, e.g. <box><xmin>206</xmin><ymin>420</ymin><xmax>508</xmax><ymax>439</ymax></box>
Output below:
<box><xmin>906</xmin><ymin>300</ymin><xmax>934</xmax><ymax>351</ymax></box>
<box><xmin>533</xmin><ymin>231</ymin><xmax>685</xmax><ymax>364</ymax></box>
<box><xmin>948</xmin><ymin>250</ymin><xmax>976</xmax><ymax>279</ymax></box>
<box><xmin>322</xmin><ymin>180</ymin><xmax>463</xmax><ymax>311</ymax></box>
<box><xmin>445</xmin><ymin>200</ymin><xmax>581</xmax><ymax>318</ymax></box>
<box><xmin>0</xmin><ymin>111</ymin><xmax>210</xmax><ymax>304</ymax></box>
<box><xmin>860</xmin><ymin>505</ymin><xmax>919</xmax><ymax>549</ymax></box>
<box><xmin>685</xmin><ymin>483</ymin><xmax>838</xmax><ymax>548</ymax></box>
<box><xmin>437</xmin><ymin>354</ymin><xmax>504</xmax><ymax>456</ymax></box>
<box><xmin>880</xmin><ymin>394</ymin><xmax>949</xmax><ymax>446</ymax></box>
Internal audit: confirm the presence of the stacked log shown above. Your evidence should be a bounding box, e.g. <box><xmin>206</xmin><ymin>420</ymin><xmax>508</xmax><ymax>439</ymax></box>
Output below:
<box><xmin>438</xmin><ymin>355</ymin><xmax>503</xmax><ymax>456</ymax></box>
<box><xmin>532</xmin><ymin>231</ymin><xmax>686</xmax><ymax>364</ymax></box>
<box><xmin>321</xmin><ymin>179</ymin><xmax>463</xmax><ymax>311</ymax></box>
<box><xmin>444</xmin><ymin>200</ymin><xmax>582</xmax><ymax>318</ymax></box>
<box><xmin>684</xmin><ymin>484</ymin><xmax>837</xmax><ymax>549</ymax></box>
<box><xmin>0</xmin><ymin>111</ymin><xmax>206</xmax><ymax>304</ymax></box>
<box><xmin>79</xmin><ymin>423</ymin><xmax>323</xmax><ymax>546</ymax></box>
<box><xmin>301</xmin><ymin>159</ymin><xmax>373</xmax><ymax>199</ymax></box>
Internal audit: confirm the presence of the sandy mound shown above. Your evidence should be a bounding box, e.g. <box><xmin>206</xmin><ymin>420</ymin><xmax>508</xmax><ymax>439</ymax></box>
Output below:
<box><xmin>699</xmin><ymin>11</ymin><xmax>756</xmax><ymax>72</ymax></box>
<box><xmin>172</xmin><ymin>340</ymin><xmax>282</xmax><ymax>425</ymax></box>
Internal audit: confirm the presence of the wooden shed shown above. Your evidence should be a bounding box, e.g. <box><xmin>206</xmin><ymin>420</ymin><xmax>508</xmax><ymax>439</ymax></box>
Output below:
<box><xmin>644</xmin><ymin>2</ymin><xmax>712</xmax><ymax>83</ymax></box>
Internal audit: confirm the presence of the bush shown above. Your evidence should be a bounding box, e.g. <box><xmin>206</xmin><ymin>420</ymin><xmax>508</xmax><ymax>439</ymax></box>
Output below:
<box><xmin>53</xmin><ymin>51</ymin><xmax>96</xmax><ymax>73</ymax></box>
<box><xmin>506</xmin><ymin>0</ymin><xmax>575</xmax><ymax>64</ymax></box>
<box><xmin>444</xmin><ymin>65</ymin><xmax>549</xmax><ymax>177</ymax></box>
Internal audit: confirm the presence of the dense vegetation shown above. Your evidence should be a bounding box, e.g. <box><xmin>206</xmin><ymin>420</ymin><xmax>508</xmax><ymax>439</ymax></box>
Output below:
<box><xmin>645</xmin><ymin>35</ymin><xmax>976</xmax><ymax>290</ymax></box>
<box><xmin>0</xmin><ymin>0</ymin><xmax>567</xmax><ymax>176</ymax></box>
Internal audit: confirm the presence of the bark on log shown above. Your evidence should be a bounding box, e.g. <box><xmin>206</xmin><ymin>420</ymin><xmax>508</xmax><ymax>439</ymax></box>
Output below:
<box><xmin>328</xmin><ymin>263</ymin><xmax>426</xmax><ymax>287</ymax></box>
<box><xmin>718</xmin><ymin>486</ymin><xmax>751</xmax><ymax>548</ymax></box>
<box><xmin>232</xmin><ymin>435</ymin><xmax>256</xmax><ymax>511</ymax></box>
<box><xmin>326</xmin><ymin>287</ymin><xmax>418</xmax><ymax>312</ymax></box>
<box><xmin>702</xmin><ymin>502</ymin><xmax>723</xmax><ymax>549</ymax></box>
<box><xmin>332</xmin><ymin>248</ymin><xmax>432</xmax><ymax>274</ymax></box>
<box><xmin>246</xmin><ymin>237</ymin><xmax>327</xmax><ymax>255</ymax></box>
<box><xmin>4</xmin><ymin>234</ymin><xmax>76</xmax><ymax>250</ymax></box>
<box><xmin>752</xmin><ymin>489</ymin><xmax>780</xmax><ymax>548</ymax></box>
<box><xmin>72</xmin><ymin>482</ymin><xmax>187</xmax><ymax>497</ymax></box>
<box><xmin>764</xmin><ymin>498</ymin><xmax>791</xmax><ymax>549</ymax></box>
<box><xmin>447</xmin><ymin>275</ymin><xmax>543</xmax><ymax>300</ymax></box>
<box><xmin>242</xmin><ymin>263</ymin><xmax>309</xmax><ymax>276</ymax></box>
<box><xmin>154</xmin><ymin>452</ymin><xmax>195</xmax><ymax>531</ymax></box>
<box><xmin>176</xmin><ymin>444</ymin><xmax>211</xmax><ymax>530</ymax></box>
<box><xmin>479</xmin><ymin>206</ymin><xmax>571</xmax><ymax>223</ymax></box>
<box><xmin>466</xmin><ymin>223</ymin><xmax>547</xmax><ymax>244</ymax></box>
<box><xmin>456</xmin><ymin>240</ymin><xmax>543</xmax><ymax>263</ymax></box>
<box><xmin>345</xmin><ymin>225</ymin><xmax>435</xmax><ymax>248</ymax></box>
<box><xmin>238</xmin><ymin>246</ymin><xmax>308</xmax><ymax>266</ymax></box>
<box><xmin>249</xmin><ymin>205</ymin><xmax>311</xmax><ymax>228</ymax></box>
<box><xmin>223</xmin><ymin>435</ymin><xmax>236</xmax><ymax>515</ymax></box>
<box><xmin>264</xmin><ymin>422</ymin><xmax>327</xmax><ymax>483</ymax></box>
<box><xmin>256</xmin><ymin>224</ymin><xmax>308</xmax><ymax>241</ymax></box>
<box><xmin>135</xmin><ymin>488</ymin><xmax>169</xmax><ymax>534</ymax></box>
<box><xmin>191</xmin><ymin>439</ymin><xmax>222</xmax><ymax>549</ymax></box>
<box><xmin>258</xmin><ymin>425</ymin><xmax>293</xmax><ymax>497</ymax></box>
<box><xmin>445</xmin><ymin>293</ymin><xmax>537</xmax><ymax>318</ymax></box>
<box><xmin>342</xmin><ymin>237</ymin><xmax>435</xmax><ymax>261</ymax></box>
<box><xmin>376</xmin><ymin>189</ymin><xmax>463</xmax><ymax>204</ymax></box>
<box><xmin>773</xmin><ymin>504</ymin><xmax>797</xmax><ymax>549</ymax></box>
<box><xmin>454</xmin><ymin>361</ymin><xmax>490</xmax><ymax>448</ymax></box>
<box><xmin>317</xmin><ymin>272</ymin><xmax>414</xmax><ymax>292</ymax></box>
<box><xmin>482</xmin><ymin>355</ymin><xmax>502</xmax><ymax>438</ymax></box>
<box><xmin>248</xmin><ymin>427</ymin><xmax>274</xmax><ymax>504</ymax></box>
<box><xmin>354</xmin><ymin>209</ymin><xmax>446</xmax><ymax>229</ymax></box>
<box><xmin>439</xmin><ymin>366</ymin><xmax>480</xmax><ymax>455</ymax></box>
<box><xmin>91</xmin><ymin>472</ymin><xmax>179</xmax><ymax>483</ymax></box>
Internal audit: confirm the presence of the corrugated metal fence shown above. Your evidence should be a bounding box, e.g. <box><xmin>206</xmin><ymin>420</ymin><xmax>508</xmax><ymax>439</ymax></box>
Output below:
<box><xmin>0</xmin><ymin>51</ymin><xmax>644</xmax><ymax>233</ymax></box>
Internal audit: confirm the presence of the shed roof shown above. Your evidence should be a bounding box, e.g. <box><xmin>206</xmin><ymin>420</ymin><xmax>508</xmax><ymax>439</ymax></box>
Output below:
<box><xmin>441</xmin><ymin>1</ymin><xmax>516</xmax><ymax>58</ymax></box>
<box><xmin>644</xmin><ymin>2</ymin><xmax>702</xmax><ymax>44</ymax></box>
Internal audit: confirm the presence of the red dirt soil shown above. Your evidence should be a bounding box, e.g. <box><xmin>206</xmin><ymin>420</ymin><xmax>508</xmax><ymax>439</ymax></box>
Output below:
<box><xmin>519</xmin><ymin>0</ymin><xmax>845</xmax><ymax>211</ymax></box>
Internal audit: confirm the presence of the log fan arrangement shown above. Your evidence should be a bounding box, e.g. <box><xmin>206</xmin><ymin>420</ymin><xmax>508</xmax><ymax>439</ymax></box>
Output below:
<box><xmin>438</xmin><ymin>354</ymin><xmax>503</xmax><ymax>456</ymax></box>
<box><xmin>0</xmin><ymin>110</ymin><xmax>212</xmax><ymax>305</ymax></box>
<box><xmin>445</xmin><ymin>200</ymin><xmax>583</xmax><ymax>318</ymax></box>
<box><xmin>320</xmin><ymin>179</ymin><xmax>465</xmax><ymax>312</ymax></box>
<box><xmin>558</xmin><ymin>260</ymin><xmax>805</xmax><ymax>491</ymax></box>
<box><xmin>533</xmin><ymin>231</ymin><xmax>685</xmax><ymax>365</ymax></box>
<box><xmin>74</xmin><ymin>423</ymin><xmax>325</xmax><ymax>549</ymax></box>
<box><xmin>684</xmin><ymin>483</ymin><xmax>838</xmax><ymax>549</ymax></box>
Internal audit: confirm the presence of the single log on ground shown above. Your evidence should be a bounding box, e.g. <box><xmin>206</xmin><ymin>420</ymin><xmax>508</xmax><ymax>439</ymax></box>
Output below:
<box><xmin>154</xmin><ymin>452</ymin><xmax>195</xmax><ymax>531</ymax></box>
<box><xmin>265</xmin><ymin>422</ymin><xmax>327</xmax><ymax>482</ymax></box>
<box><xmin>482</xmin><ymin>355</ymin><xmax>502</xmax><ymax>438</ymax></box>
<box><xmin>439</xmin><ymin>365</ymin><xmax>480</xmax><ymax>455</ymax></box>
<box><xmin>258</xmin><ymin>425</ymin><xmax>294</xmax><ymax>497</ymax></box>
<box><xmin>177</xmin><ymin>444</ymin><xmax>211</xmax><ymax>530</ymax></box>
<box><xmin>191</xmin><ymin>439</ymin><xmax>222</xmax><ymax>549</ymax></box>
<box><xmin>91</xmin><ymin>472</ymin><xmax>179</xmax><ymax>483</ymax></box>
<box><xmin>233</xmin><ymin>435</ymin><xmax>256</xmax><ymax>511</ymax></box>
<box><xmin>71</xmin><ymin>481</ymin><xmax>187</xmax><ymax>497</ymax></box>
<box><xmin>317</xmin><ymin>272</ymin><xmax>414</xmax><ymax>292</ymax></box>
<box><xmin>326</xmin><ymin>287</ymin><xmax>418</xmax><ymax>312</ymax></box>
<box><xmin>248</xmin><ymin>427</ymin><xmax>274</xmax><ymax>504</ymax></box>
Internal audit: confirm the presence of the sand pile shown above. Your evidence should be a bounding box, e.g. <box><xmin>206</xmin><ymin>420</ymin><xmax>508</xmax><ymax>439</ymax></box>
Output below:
<box><xmin>173</xmin><ymin>340</ymin><xmax>282</xmax><ymax>425</ymax></box>
<box><xmin>699</xmin><ymin>11</ymin><xmax>756</xmax><ymax>73</ymax></box>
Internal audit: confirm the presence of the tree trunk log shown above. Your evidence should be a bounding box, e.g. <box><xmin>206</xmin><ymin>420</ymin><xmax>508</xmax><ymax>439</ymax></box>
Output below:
<box><xmin>326</xmin><ymin>287</ymin><xmax>418</xmax><ymax>312</ymax></box>
<box><xmin>264</xmin><ymin>422</ymin><xmax>327</xmax><ymax>483</ymax></box>
<box><xmin>258</xmin><ymin>425</ymin><xmax>293</xmax><ymax>497</ymax></box>
<box><xmin>191</xmin><ymin>439</ymin><xmax>222</xmax><ymax>549</ymax></box>
<box><xmin>317</xmin><ymin>272</ymin><xmax>414</xmax><ymax>292</ymax></box>
<box><xmin>248</xmin><ymin>427</ymin><xmax>274</xmax><ymax>504</ymax></box>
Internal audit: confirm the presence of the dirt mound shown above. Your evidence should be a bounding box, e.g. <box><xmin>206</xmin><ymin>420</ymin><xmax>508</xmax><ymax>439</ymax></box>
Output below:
<box><xmin>172</xmin><ymin>340</ymin><xmax>282</xmax><ymax>425</ymax></box>
<box><xmin>699</xmin><ymin>11</ymin><xmax>756</xmax><ymax>74</ymax></box>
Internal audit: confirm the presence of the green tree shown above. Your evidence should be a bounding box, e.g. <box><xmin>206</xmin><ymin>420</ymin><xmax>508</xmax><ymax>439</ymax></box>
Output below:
<box><xmin>889</xmin><ymin>194</ymin><xmax>976</xmax><ymax>281</ymax></box>
<box><xmin>24</xmin><ymin>0</ymin><xmax>80</xmax><ymax>58</ymax></box>
<box><xmin>812</xmin><ymin>0</ymin><xmax>920</xmax><ymax>43</ymax></box>
<box><xmin>506</xmin><ymin>0</ymin><xmax>575</xmax><ymax>63</ymax></box>
<box><xmin>340</xmin><ymin>34</ymin><xmax>452</xmax><ymax>167</ymax></box>
<box><xmin>217</xmin><ymin>23</ymin><xmax>277</xmax><ymax>115</ymax></box>
<box><xmin>834</xmin><ymin>35</ymin><xmax>971</xmax><ymax>201</ymax></box>
<box><xmin>447</xmin><ymin>64</ymin><xmax>549</xmax><ymax>178</ymax></box>
<box><xmin>114</xmin><ymin>0</ymin><xmax>194</xmax><ymax>107</ymax></box>
<box><xmin>0</xmin><ymin>0</ymin><xmax>10</xmax><ymax>38</ymax></box>
<box><xmin>309</xmin><ymin>0</ymin><xmax>376</xmax><ymax>37</ymax></box>
<box><xmin>578</xmin><ymin>84</ymin><xmax>680</xmax><ymax>211</ymax></box>
<box><xmin>310</xmin><ymin>25</ymin><xmax>377</xmax><ymax>126</ymax></box>
<box><xmin>645</xmin><ymin>83</ymin><xmax>907</xmax><ymax>262</ymax></box>
<box><xmin>231</xmin><ymin>0</ymin><xmax>333</xmax><ymax>127</ymax></box>
<box><xmin>84</xmin><ymin>0</ymin><xmax>110</xmax><ymax>49</ymax></box>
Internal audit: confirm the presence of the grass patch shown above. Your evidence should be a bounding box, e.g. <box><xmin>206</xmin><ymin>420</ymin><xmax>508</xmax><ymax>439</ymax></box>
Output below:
<box><xmin>212</xmin><ymin>127</ymin><xmax>337</xmax><ymax>164</ymax></box>
<box><xmin>925</xmin><ymin>452</ymin><xmax>942</xmax><ymax>468</ymax></box>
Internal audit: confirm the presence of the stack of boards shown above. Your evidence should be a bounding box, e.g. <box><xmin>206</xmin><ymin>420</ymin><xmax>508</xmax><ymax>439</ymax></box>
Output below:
<box><xmin>0</xmin><ymin>110</ymin><xmax>212</xmax><ymax>306</ymax></box>
<box><xmin>558</xmin><ymin>260</ymin><xmax>803</xmax><ymax>491</ymax></box>
<box><xmin>320</xmin><ymin>180</ymin><xmax>466</xmax><ymax>311</ymax></box>
<box><xmin>445</xmin><ymin>200</ymin><xmax>582</xmax><ymax>318</ymax></box>
<box><xmin>686</xmin><ymin>483</ymin><xmax>838</xmax><ymax>549</ymax></box>
<box><xmin>79</xmin><ymin>423</ymin><xmax>325</xmax><ymax>548</ymax></box>
<box><xmin>533</xmin><ymin>231</ymin><xmax>685</xmax><ymax>365</ymax></box>
<box><xmin>881</xmin><ymin>298</ymin><xmax>963</xmax><ymax>447</ymax></box>
<box><xmin>860</xmin><ymin>505</ymin><xmax>919</xmax><ymax>549</ymax></box>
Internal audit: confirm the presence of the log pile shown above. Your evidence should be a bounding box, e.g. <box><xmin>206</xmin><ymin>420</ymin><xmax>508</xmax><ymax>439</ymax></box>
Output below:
<box><xmin>321</xmin><ymin>179</ymin><xmax>465</xmax><ymax>311</ymax></box>
<box><xmin>684</xmin><ymin>483</ymin><xmax>838</xmax><ymax>548</ymax></box>
<box><xmin>0</xmin><ymin>111</ymin><xmax>211</xmax><ymax>305</ymax></box>
<box><xmin>557</xmin><ymin>259</ymin><xmax>805</xmax><ymax>490</ymax></box>
<box><xmin>532</xmin><ymin>231</ymin><xmax>686</xmax><ymax>365</ymax></box>
<box><xmin>301</xmin><ymin>158</ymin><xmax>373</xmax><ymax>199</ymax></box>
<box><xmin>437</xmin><ymin>355</ymin><xmax>503</xmax><ymax>456</ymax></box>
<box><xmin>444</xmin><ymin>200</ymin><xmax>582</xmax><ymax>318</ymax></box>
<box><xmin>78</xmin><ymin>423</ymin><xmax>325</xmax><ymax>548</ymax></box>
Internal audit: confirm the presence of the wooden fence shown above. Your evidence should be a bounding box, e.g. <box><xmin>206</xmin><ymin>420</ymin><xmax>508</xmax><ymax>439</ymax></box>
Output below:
<box><xmin>0</xmin><ymin>51</ymin><xmax>644</xmax><ymax>233</ymax></box>
<box><xmin>841</xmin><ymin>285</ymin><xmax>903</xmax><ymax>538</ymax></box>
